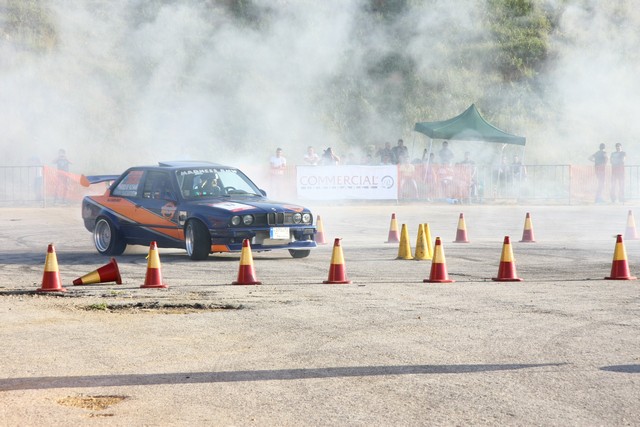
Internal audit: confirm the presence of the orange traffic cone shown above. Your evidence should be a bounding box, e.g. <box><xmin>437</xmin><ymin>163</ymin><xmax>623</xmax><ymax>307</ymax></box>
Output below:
<box><xmin>73</xmin><ymin>258</ymin><xmax>122</xmax><ymax>286</ymax></box>
<box><xmin>232</xmin><ymin>239</ymin><xmax>262</xmax><ymax>285</ymax></box>
<box><xmin>492</xmin><ymin>236</ymin><xmax>523</xmax><ymax>281</ymax></box>
<box><xmin>424</xmin><ymin>237</ymin><xmax>454</xmax><ymax>283</ymax></box>
<box><xmin>315</xmin><ymin>215</ymin><xmax>327</xmax><ymax>245</ymax></box>
<box><xmin>453</xmin><ymin>213</ymin><xmax>469</xmax><ymax>243</ymax></box>
<box><xmin>605</xmin><ymin>234</ymin><xmax>637</xmax><ymax>280</ymax></box>
<box><xmin>385</xmin><ymin>213</ymin><xmax>400</xmax><ymax>243</ymax></box>
<box><xmin>141</xmin><ymin>241</ymin><xmax>168</xmax><ymax>288</ymax></box>
<box><xmin>38</xmin><ymin>244</ymin><xmax>67</xmax><ymax>292</ymax></box>
<box><xmin>519</xmin><ymin>212</ymin><xmax>536</xmax><ymax>243</ymax></box>
<box><xmin>324</xmin><ymin>238</ymin><xmax>351</xmax><ymax>284</ymax></box>
<box><xmin>624</xmin><ymin>210</ymin><xmax>639</xmax><ymax>240</ymax></box>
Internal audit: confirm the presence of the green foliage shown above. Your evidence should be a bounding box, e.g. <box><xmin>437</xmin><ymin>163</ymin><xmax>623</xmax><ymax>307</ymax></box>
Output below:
<box><xmin>485</xmin><ymin>0</ymin><xmax>552</xmax><ymax>80</ymax></box>
<box><xmin>87</xmin><ymin>303</ymin><xmax>109</xmax><ymax>311</ymax></box>
<box><xmin>2</xmin><ymin>0</ymin><xmax>57</xmax><ymax>51</ymax></box>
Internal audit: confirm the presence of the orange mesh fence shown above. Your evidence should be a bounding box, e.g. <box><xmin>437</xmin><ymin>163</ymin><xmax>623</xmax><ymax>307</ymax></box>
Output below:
<box><xmin>2</xmin><ymin>164</ymin><xmax>638</xmax><ymax>205</ymax></box>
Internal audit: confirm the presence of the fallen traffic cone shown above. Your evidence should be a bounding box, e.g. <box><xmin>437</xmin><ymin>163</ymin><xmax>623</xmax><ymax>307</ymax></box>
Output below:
<box><xmin>624</xmin><ymin>210</ymin><xmax>639</xmax><ymax>240</ymax></box>
<box><xmin>385</xmin><ymin>213</ymin><xmax>400</xmax><ymax>243</ymax></box>
<box><xmin>492</xmin><ymin>236</ymin><xmax>523</xmax><ymax>281</ymax></box>
<box><xmin>324</xmin><ymin>238</ymin><xmax>351</xmax><ymax>284</ymax></box>
<box><xmin>315</xmin><ymin>215</ymin><xmax>327</xmax><ymax>245</ymax></box>
<box><xmin>519</xmin><ymin>212</ymin><xmax>536</xmax><ymax>242</ymax></box>
<box><xmin>605</xmin><ymin>234</ymin><xmax>637</xmax><ymax>280</ymax></box>
<box><xmin>232</xmin><ymin>239</ymin><xmax>262</xmax><ymax>285</ymax></box>
<box><xmin>414</xmin><ymin>224</ymin><xmax>430</xmax><ymax>260</ymax></box>
<box><xmin>37</xmin><ymin>243</ymin><xmax>67</xmax><ymax>292</ymax></box>
<box><xmin>424</xmin><ymin>237</ymin><xmax>454</xmax><ymax>283</ymax></box>
<box><xmin>396</xmin><ymin>223</ymin><xmax>414</xmax><ymax>260</ymax></box>
<box><xmin>73</xmin><ymin>258</ymin><xmax>122</xmax><ymax>286</ymax></box>
<box><xmin>453</xmin><ymin>213</ymin><xmax>469</xmax><ymax>243</ymax></box>
<box><xmin>141</xmin><ymin>241</ymin><xmax>168</xmax><ymax>288</ymax></box>
<box><xmin>423</xmin><ymin>223</ymin><xmax>434</xmax><ymax>260</ymax></box>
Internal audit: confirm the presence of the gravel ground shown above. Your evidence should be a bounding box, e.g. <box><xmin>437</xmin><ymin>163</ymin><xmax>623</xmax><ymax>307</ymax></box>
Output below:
<box><xmin>1</xmin><ymin>203</ymin><xmax>639</xmax><ymax>426</ymax></box>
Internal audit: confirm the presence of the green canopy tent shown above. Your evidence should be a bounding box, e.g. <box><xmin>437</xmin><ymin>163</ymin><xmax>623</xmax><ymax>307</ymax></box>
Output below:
<box><xmin>413</xmin><ymin>103</ymin><xmax>526</xmax><ymax>165</ymax></box>
<box><xmin>413</xmin><ymin>104</ymin><xmax>527</xmax><ymax>201</ymax></box>
<box><xmin>414</xmin><ymin>104</ymin><xmax>526</xmax><ymax>145</ymax></box>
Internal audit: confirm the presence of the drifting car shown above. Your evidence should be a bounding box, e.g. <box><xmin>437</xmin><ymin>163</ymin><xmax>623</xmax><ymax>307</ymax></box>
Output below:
<box><xmin>81</xmin><ymin>161</ymin><xmax>316</xmax><ymax>260</ymax></box>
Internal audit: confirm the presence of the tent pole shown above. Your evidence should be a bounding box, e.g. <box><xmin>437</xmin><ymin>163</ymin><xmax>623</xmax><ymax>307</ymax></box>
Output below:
<box><xmin>411</xmin><ymin>133</ymin><xmax>416</xmax><ymax>161</ymax></box>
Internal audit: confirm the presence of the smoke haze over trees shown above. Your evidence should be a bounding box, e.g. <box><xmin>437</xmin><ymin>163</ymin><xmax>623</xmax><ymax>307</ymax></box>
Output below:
<box><xmin>1</xmin><ymin>0</ymin><xmax>638</xmax><ymax>171</ymax></box>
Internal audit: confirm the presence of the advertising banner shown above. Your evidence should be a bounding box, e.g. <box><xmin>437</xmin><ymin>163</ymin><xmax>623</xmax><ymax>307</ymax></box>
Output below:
<box><xmin>296</xmin><ymin>165</ymin><xmax>398</xmax><ymax>200</ymax></box>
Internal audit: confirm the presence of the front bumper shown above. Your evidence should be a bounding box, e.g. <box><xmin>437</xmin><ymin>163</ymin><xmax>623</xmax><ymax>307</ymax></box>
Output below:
<box><xmin>209</xmin><ymin>226</ymin><xmax>316</xmax><ymax>252</ymax></box>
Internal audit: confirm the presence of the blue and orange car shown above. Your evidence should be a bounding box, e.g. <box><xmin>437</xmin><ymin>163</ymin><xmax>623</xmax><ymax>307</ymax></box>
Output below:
<box><xmin>81</xmin><ymin>161</ymin><xmax>316</xmax><ymax>260</ymax></box>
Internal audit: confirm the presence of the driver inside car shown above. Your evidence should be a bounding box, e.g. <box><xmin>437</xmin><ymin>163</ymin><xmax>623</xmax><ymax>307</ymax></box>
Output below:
<box><xmin>194</xmin><ymin>173</ymin><xmax>222</xmax><ymax>197</ymax></box>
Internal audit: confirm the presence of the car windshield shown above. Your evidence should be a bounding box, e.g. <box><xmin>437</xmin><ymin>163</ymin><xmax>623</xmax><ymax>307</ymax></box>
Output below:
<box><xmin>176</xmin><ymin>167</ymin><xmax>262</xmax><ymax>199</ymax></box>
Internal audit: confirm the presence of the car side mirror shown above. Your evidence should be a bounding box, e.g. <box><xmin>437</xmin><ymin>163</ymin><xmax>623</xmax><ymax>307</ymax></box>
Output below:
<box><xmin>259</xmin><ymin>189</ymin><xmax>267</xmax><ymax>197</ymax></box>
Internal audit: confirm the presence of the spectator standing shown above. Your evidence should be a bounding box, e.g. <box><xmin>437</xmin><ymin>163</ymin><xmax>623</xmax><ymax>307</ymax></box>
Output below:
<box><xmin>398</xmin><ymin>156</ymin><xmax>418</xmax><ymax>199</ymax></box>
<box><xmin>588</xmin><ymin>143</ymin><xmax>607</xmax><ymax>203</ymax></box>
<box><xmin>610</xmin><ymin>142</ymin><xmax>626</xmax><ymax>203</ymax></box>
<box><xmin>377</xmin><ymin>142</ymin><xmax>396</xmax><ymax>164</ymax></box>
<box><xmin>322</xmin><ymin>147</ymin><xmax>340</xmax><ymax>165</ymax></box>
<box><xmin>52</xmin><ymin>148</ymin><xmax>72</xmax><ymax>203</ymax></box>
<box><xmin>438</xmin><ymin>140</ymin><xmax>454</xmax><ymax>164</ymax></box>
<box><xmin>392</xmin><ymin>139</ymin><xmax>409</xmax><ymax>164</ymax></box>
<box><xmin>457</xmin><ymin>151</ymin><xmax>478</xmax><ymax>202</ymax></box>
<box><xmin>303</xmin><ymin>146</ymin><xmax>320</xmax><ymax>165</ymax></box>
<box><xmin>510</xmin><ymin>154</ymin><xmax>527</xmax><ymax>198</ymax></box>
<box><xmin>422</xmin><ymin>152</ymin><xmax>437</xmax><ymax>202</ymax></box>
<box><xmin>269</xmin><ymin>147</ymin><xmax>287</xmax><ymax>198</ymax></box>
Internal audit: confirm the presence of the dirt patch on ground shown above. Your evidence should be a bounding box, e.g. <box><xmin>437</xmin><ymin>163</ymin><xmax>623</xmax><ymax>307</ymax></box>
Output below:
<box><xmin>83</xmin><ymin>301</ymin><xmax>244</xmax><ymax>313</ymax></box>
<box><xmin>57</xmin><ymin>394</ymin><xmax>127</xmax><ymax>411</ymax></box>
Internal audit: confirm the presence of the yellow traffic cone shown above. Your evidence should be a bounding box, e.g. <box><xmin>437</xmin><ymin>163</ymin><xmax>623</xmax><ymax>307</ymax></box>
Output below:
<box><xmin>423</xmin><ymin>223</ymin><xmax>434</xmax><ymax>260</ymax></box>
<box><xmin>396</xmin><ymin>223</ymin><xmax>413</xmax><ymax>260</ymax></box>
<box><xmin>414</xmin><ymin>224</ymin><xmax>430</xmax><ymax>260</ymax></box>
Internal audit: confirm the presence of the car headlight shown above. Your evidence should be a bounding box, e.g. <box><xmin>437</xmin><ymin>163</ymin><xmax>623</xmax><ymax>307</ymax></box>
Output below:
<box><xmin>242</xmin><ymin>215</ymin><xmax>254</xmax><ymax>225</ymax></box>
<box><xmin>292</xmin><ymin>213</ymin><xmax>302</xmax><ymax>224</ymax></box>
<box><xmin>231</xmin><ymin>216</ymin><xmax>241</xmax><ymax>226</ymax></box>
<box><xmin>302</xmin><ymin>213</ymin><xmax>311</xmax><ymax>224</ymax></box>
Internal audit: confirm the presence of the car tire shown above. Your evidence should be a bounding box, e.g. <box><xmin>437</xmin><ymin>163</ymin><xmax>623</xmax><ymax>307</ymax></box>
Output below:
<box><xmin>288</xmin><ymin>249</ymin><xmax>311</xmax><ymax>259</ymax></box>
<box><xmin>185</xmin><ymin>220</ymin><xmax>211</xmax><ymax>260</ymax></box>
<box><xmin>93</xmin><ymin>217</ymin><xmax>127</xmax><ymax>256</ymax></box>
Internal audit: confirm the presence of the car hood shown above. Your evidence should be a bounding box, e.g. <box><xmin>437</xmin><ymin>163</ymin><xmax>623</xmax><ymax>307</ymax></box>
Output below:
<box><xmin>193</xmin><ymin>199</ymin><xmax>307</xmax><ymax>213</ymax></box>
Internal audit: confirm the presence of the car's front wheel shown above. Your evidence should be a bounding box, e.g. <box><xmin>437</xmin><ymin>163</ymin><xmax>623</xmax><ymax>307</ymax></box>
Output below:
<box><xmin>94</xmin><ymin>217</ymin><xmax>127</xmax><ymax>256</ymax></box>
<box><xmin>185</xmin><ymin>220</ymin><xmax>211</xmax><ymax>260</ymax></box>
<box><xmin>288</xmin><ymin>249</ymin><xmax>311</xmax><ymax>259</ymax></box>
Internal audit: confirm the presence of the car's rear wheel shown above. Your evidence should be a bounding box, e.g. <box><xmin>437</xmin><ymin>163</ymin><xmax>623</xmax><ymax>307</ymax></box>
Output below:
<box><xmin>185</xmin><ymin>220</ymin><xmax>211</xmax><ymax>260</ymax></box>
<box><xmin>288</xmin><ymin>249</ymin><xmax>311</xmax><ymax>258</ymax></box>
<box><xmin>94</xmin><ymin>217</ymin><xmax>127</xmax><ymax>256</ymax></box>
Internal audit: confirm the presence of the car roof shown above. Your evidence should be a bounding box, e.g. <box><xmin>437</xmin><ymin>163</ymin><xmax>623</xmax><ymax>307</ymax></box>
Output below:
<box><xmin>157</xmin><ymin>161</ymin><xmax>228</xmax><ymax>168</ymax></box>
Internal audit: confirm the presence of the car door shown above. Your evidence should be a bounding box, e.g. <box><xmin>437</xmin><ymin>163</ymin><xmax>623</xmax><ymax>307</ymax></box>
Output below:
<box><xmin>132</xmin><ymin>170</ymin><xmax>183</xmax><ymax>246</ymax></box>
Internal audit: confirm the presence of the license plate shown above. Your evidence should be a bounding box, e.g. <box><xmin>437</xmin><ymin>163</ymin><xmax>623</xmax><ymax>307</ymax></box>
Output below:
<box><xmin>270</xmin><ymin>227</ymin><xmax>290</xmax><ymax>239</ymax></box>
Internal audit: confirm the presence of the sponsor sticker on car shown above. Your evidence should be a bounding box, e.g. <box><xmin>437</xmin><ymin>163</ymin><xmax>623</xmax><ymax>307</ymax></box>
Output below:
<box><xmin>210</xmin><ymin>202</ymin><xmax>254</xmax><ymax>212</ymax></box>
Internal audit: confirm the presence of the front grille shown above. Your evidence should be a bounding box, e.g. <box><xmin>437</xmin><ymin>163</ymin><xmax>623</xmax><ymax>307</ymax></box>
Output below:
<box><xmin>267</xmin><ymin>212</ymin><xmax>285</xmax><ymax>225</ymax></box>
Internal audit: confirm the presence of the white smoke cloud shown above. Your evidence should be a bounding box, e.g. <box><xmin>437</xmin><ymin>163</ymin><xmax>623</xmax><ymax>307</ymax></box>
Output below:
<box><xmin>1</xmin><ymin>0</ymin><xmax>639</xmax><ymax>174</ymax></box>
